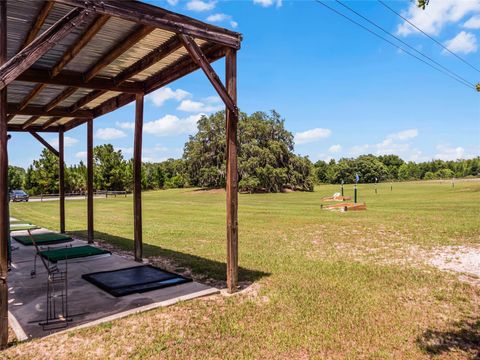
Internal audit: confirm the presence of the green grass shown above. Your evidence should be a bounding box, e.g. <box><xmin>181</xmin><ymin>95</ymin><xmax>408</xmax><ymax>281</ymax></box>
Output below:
<box><xmin>5</xmin><ymin>180</ymin><xmax>480</xmax><ymax>359</ymax></box>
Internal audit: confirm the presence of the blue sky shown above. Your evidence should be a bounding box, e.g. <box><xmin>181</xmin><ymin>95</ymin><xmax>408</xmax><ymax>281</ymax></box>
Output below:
<box><xmin>8</xmin><ymin>0</ymin><xmax>480</xmax><ymax>168</ymax></box>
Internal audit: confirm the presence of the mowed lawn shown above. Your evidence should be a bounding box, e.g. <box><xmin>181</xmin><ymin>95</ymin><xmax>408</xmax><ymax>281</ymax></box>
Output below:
<box><xmin>5</xmin><ymin>180</ymin><xmax>480</xmax><ymax>359</ymax></box>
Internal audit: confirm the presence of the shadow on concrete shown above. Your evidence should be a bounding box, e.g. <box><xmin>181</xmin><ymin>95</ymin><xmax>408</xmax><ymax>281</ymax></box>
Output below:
<box><xmin>67</xmin><ymin>230</ymin><xmax>270</xmax><ymax>288</ymax></box>
<box><xmin>416</xmin><ymin>317</ymin><xmax>480</xmax><ymax>358</ymax></box>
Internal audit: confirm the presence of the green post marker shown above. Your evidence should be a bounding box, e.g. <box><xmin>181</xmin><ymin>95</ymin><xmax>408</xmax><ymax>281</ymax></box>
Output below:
<box><xmin>375</xmin><ymin>177</ymin><xmax>378</xmax><ymax>194</ymax></box>
<box><xmin>354</xmin><ymin>184</ymin><xmax>357</xmax><ymax>204</ymax></box>
<box><xmin>341</xmin><ymin>180</ymin><xmax>344</xmax><ymax>196</ymax></box>
<box><xmin>452</xmin><ymin>177</ymin><xmax>455</xmax><ymax>189</ymax></box>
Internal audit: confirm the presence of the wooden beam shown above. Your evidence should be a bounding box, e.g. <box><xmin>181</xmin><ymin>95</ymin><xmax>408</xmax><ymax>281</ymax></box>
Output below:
<box><xmin>0</xmin><ymin>0</ymin><xmax>8</xmax><ymax>349</ymax></box>
<box><xmin>41</xmin><ymin>116</ymin><xmax>62</xmax><ymax>130</ymax></box>
<box><xmin>55</xmin><ymin>0</ymin><xmax>242</xmax><ymax>49</ymax></box>
<box><xmin>51</xmin><ymin>14</ymin><xmax>110</xmax><ymax>78</ymax></box>
<box><xmin>68</xmin><ymin>89</ymin><xmax>105</xmax><ymax>113</ymax></box>
<box><xmin>44</xmin><ymin>87</ymin><xmax>77</xmax><ymax>112</ymax></box>
<box><xmin>21</xmin><ymin>116</ymin><xmax>40</xmax><ymax>130</ymax></box>
<box><xmin>225</xmin><ymin>48</ymin><xmax>238</xmax><ymax>293</ymax></box>
<box><xmin>17</xmin><ymin>68</ymin><xmax>144</xmax><ymax>93</ymax></box>
<box><xmin>8</xmin><ymin>104</ymin><xmax>93</xmax><ymax>118</ymax></box>
<box><xmin>21</xmin><ymin>1</ymin><xmax>55</xmax><ymax>49</ymax></box>
<box><xmin>29</xmin><ymin>131</ymin><xmax>59</xmax><ymax>157</ymax></box>
<box><xmin>180</xmin><ymin>35</ymin><xmax>237</xmax><ymax>114</ymax></box>
<box><xmin>15</xmin><ymin>84</ymin><xmax>46</xmax><ymax>113</ymax></box>
<box><xmin>84</xmin><ymin>25</ymin><xmax>154</xmax><ymax>82</ymax></box>
<box><xmin>8</xmin><ymin>124</ymin><xmax>59</xmax><ymax>133</ymax></box>
<box><xmin>59</xmin><ymin>128</ymin><xmax>65</xmax><ymax>233</ymax></box>
<box><xmin>134</xmin><ymin>93</ymin><xmax>143</xmax><ymax>262</ymax></box>
<box><xmin>87</xmin><ymin>119</ymin><xmax>94</xmax><ymax>243</ymax></box>
<box><xmin>0</xmin><ymin>7</ymin><xmax>93</xmax><ymax>90</ymax></box>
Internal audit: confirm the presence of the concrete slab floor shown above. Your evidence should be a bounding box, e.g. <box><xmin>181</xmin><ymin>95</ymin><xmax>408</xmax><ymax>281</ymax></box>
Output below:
<box><xmin>8</xmin><ymin>229</ymin><xmax>218</xmax><ymax>340</ymax></box>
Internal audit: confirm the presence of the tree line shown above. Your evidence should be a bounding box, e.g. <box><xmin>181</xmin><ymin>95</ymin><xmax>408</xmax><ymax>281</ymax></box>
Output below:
<box><xmin>7</xmin><ymin>110</ymin><xmax>479</xmax><ymax>194</ymax></box>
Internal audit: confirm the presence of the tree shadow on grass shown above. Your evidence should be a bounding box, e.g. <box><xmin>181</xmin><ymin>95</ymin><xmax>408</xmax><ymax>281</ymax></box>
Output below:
<box><xmin>417</xmin><ymin>317</ymin><xmax>480</xmax><ymax>359</ymax></box>
<box><xmin>68</xmin><ymin>230</ymin><xmax>270</xmax><ymax>289</ymax></box>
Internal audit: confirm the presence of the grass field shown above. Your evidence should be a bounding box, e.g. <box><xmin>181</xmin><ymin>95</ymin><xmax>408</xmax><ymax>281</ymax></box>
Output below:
<box><xmin>5</xmin><ymin>180</ymin><xmax>480</xmax><ymax>359</ymax></box>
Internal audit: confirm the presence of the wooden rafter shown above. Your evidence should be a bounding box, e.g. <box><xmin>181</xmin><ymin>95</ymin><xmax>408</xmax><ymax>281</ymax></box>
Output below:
<box><xmin>17</xmin><ymin>68</ymin><xmax>144</xmax><ymax>93</ymax></box>
<box><xmin>0</xmin><ymin>8</ymin><xmax>93</xmax><ymax>90</ymax></box>
<box><xmin>29</xmin><ymin>131</ymin><xmax>60</xmax><ymax>157</ymax></box>
<box><xmin>9</xmin><ymin>104</ymin><xmax>92</xmax><ymax>118</ymax></box>
<box><xmin>21</xmin><ymin>115</ymin><xmax>40</xmax><ymax>130</ymax></box>
<box><xmin>20</xmin><ymin>1</ymin><xmax>55</xmax><ymax>49</ymax></box>
<box><xmin>44</xmin><ymin>87</ymin><xmax>77</xmax><ymax>112</ymax></box>
<box><xmin>55</xmin><ymin>0</ymin><xmax>242</xmax><ymax>49</ymax></box>
<box><xmin>180</xmin><ymin>34</ymin><xmax>237</xmax><ymax>114</ymax></box>
<box><xmin>41</xmin><ymin>116</ymin><xmax>62</xmax><ymax>129</ymax></box>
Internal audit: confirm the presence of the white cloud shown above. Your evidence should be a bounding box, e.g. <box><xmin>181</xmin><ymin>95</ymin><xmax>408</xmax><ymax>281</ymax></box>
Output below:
<box><xmin>396</xmin><ymin>0</ymin><xmax>480</xmax><ymax>36</ymax></box>
<box><xmin>295</xmin><ymin>128</ymin><xmax>332</xmax><ymax>145</ymax></box>
<box><xmin>230</xmin><ymin>21</ymin><xmax>238</xmax><ymax>28</ymax></box>
<box><xmin>48</xmin><ymin>136</ymin><xmax>78</xmax><ymax>149</ymax></box>
<box><xmin>186</xmin><ymin>0</ymin><xmax>216</xmax><ymax>11</ymax></box>
<box><xmin>177</xmin><ymin>99</ymin><xmax>223</xmax><ymax>113</ymax></box>
<box><xmin>143</xmin><ymin>114</ymin><xmax>203</xmax><ymax>136</ymax></box>
<box><xmin>146</xmin><ymin>87</ymin><xmax>190</xmax><ymax>107</ymax></box>
<box><xmin>434</xmin><ymin>144</ymin><xmax>466</xmax><ymax>160</ymax></box>
<box><xmin>166</xmin><ymin>0</ymin><xmax>179</xmax><ymax>5</ymax></box>
<box><xmin>116</xmin><ymin>147</ymin><xmax>133</xmax><ymax>156</ymax></box>
<box><xmin>328</xmin><ymin>144</ymin><xmax>342</xmax><ymax>153</ymax></box>
<box><xmin>444</xmin><ymin>31</ymin><xmax>478</xmax><ymax>54</ymax></box>
<box><xmin>95</xmin><ymin>128</ymin><xmax>126</xmax><ymax>140</ymax></box>
<box><xmin>389</xmin><ymin>128</ymin><xmax>418</xmax><ymax>140</ymax></box>
<box><xmin>348</xmin><ymin>129</ymin><xmax>422</xmax><ymax>160</ymax></box>
<box><xmin>253</xmin><ymin>0</ymin><xmax>282</xmax><ymax>8</ymax></box>
<box><xmin>464</xmin><ymin>14</ymin><xmax>480</xmax><ymax>29</ymax></box>
<box><xmin>116</xmin><ymin>121</ymin><xmax>135</xmax><ymax>130</ymax></box>
<box><xmin>207</xmin><ymin>13</ymin><xmax>230</xmax><ymax>22</ymax></box>
<box><xmin>75</xmin><ymin>151</ymin><xmax>87</xmax><ymax>159</ymax></box>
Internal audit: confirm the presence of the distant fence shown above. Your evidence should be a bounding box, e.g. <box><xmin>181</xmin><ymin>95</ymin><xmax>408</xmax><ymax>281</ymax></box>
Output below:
<box><xmin>29</xmin><ymin>190</ymin><xmax>128</xmax><ymax>202</ymax></box>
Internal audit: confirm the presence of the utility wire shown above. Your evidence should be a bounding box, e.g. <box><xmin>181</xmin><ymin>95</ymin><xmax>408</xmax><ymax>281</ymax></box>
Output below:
<box><xmin>378</xmin><ymin>0</ymin><xmax>480</xmax><ymax>73</ymax></box>
<box><xmin>314</xmin><ymin>0</ymin><xmax>475</xmax><ymax>90</ymax></box>
<box><xmin>335</xmin><ymin>0</ymin><xmax>476</xmax><ymax>88</ymax></box>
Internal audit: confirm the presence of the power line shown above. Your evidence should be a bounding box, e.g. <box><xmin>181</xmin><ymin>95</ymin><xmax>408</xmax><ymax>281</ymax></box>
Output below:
<box><xmin>335</xmin><ymin>0</ymin><xmax>476</xmax><ymax>88</ymax></box>
<box><xmin>378</xmin><ymin>0</ymin><xmax>480</xmax><ymax>74</ymax></box>
<box><xmin>314</xmin><ymin>0</ymin><xmax>475</xmax><ymax>90</ymax></box>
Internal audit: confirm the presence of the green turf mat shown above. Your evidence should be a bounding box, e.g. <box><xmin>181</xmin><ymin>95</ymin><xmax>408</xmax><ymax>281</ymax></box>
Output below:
<box><xmin>12</xmin><ymin>233</ymin><xmax>72</xmax><ymax>246</ymax></box>
<box><xmin>39</xmin><ymin>245</ymin><xmax>110</xmax><ymax>263</ymax></box>
<box><xmin>9</xmin><ymin>224</ymin><xmax>39</xmax><ymax>231</ymax></box>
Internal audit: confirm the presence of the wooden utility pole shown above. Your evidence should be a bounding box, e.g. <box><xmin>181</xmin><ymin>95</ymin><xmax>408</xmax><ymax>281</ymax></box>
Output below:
<box><xmin>225</xmin><ymin>48</ymin><xmax>238</xmax><ymax>293</ymax></box>
<box><xmin>0</xmin><ymin>0</ymin><xmax>8</xmax><ymax>348</ymax></box>
<box><xmin>87</xmin><ymin>119</ymin><xmax>94</xmax><ymax>243</ymax></box>
<box><xmin>59</xmin><ymin>128</ymin><xmax>65</xmax><ymax>233</ymax></box>
<box><xmin>133</xmin><ymin>94</ymin><xmax>144</xmax><ymax>262</ymax></box>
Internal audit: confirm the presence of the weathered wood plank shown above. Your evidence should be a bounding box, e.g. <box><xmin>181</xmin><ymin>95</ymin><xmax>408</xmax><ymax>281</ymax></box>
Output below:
<box><xmin>134</xmin><ymin>93</ymin><xmax>144</xmax><ymax>262</ymax></box>
<box><xmin>55</xmin><ymin>0</ymin><xmax>242</xmax><ymax>49</ymax></box>
<box><xmin>21</xmin><ymin>1</ymin><xmax>55</xmax><ymax>49</ymax></box>
<box><xmin>180</xmin><ymin>35</ymin><xmax>237</xmax><ymax>114</ymax></box>
<box><xmin>225</xmin><ymin>48</ymin><xmax>238</xmax><ymax>293</ymax></box>
<box><xmin>21</xmin><ymin>115</ymin><xmax>40</xmax><ymax>130</ymax></box>
<box><xmin>41</xmin><ymin>116</ymin><xmax>62</xmax><ymax>129</ymax></box>
<box><xmin>0</xmin><ymin>8</ymin><xmax>93</xmax><ymax>90</ymax></box>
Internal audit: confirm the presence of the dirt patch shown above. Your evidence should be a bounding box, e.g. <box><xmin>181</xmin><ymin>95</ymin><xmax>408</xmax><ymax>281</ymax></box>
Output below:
<box><xmin>427</xmin><ymin>246</ymin><xmax>480</xmax><ymax>286</ymax></box>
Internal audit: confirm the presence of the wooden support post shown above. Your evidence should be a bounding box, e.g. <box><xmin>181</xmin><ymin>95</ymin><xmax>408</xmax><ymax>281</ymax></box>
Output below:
<box><xmin>133</xmin><ymin>94</ymin><xmax>144</xmax><ymax>262</ymax></box>
<box><xmin>0</xmin><ymin>0</ymin><xmax>8</xmax><ymax>348</ymax></box>
<box><xmin>59</xmin><ymin>128</ymin><xmax>65</xmax><ymax>233</ymax></box>
<box><xmin>225</xmin><ymin>48</ymin><xmax>238</xmax><ymax>293</ymax></box>
<box><xmin>87</xmin><ymin>119</ymin><xmax>94</xmax><ymax>243</ymax></box>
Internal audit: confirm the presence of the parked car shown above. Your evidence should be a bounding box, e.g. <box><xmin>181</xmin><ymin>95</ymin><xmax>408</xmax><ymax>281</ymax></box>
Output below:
<box><xmin>9</xmin><ymin>190</ymin><xmax>29</xmax><ymax>202</ymax></box>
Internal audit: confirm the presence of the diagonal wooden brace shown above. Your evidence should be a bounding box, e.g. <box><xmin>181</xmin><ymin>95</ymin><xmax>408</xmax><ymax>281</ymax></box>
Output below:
<box><xmin>180</xmin><ymin>34</ymin><xmax>238</xmax><ymax>115</ymax></box>
<box><xmin>29</xmin><ymin>131</ymin><xmax>60</xmax><ymax>157</ymax></box>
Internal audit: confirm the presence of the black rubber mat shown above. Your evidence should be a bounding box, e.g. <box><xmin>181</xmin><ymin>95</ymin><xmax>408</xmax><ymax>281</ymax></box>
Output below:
<box><xmin>82</xmin><ymin>265</ymin><xmax>192</xmax><ymax>297</ymax></box>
